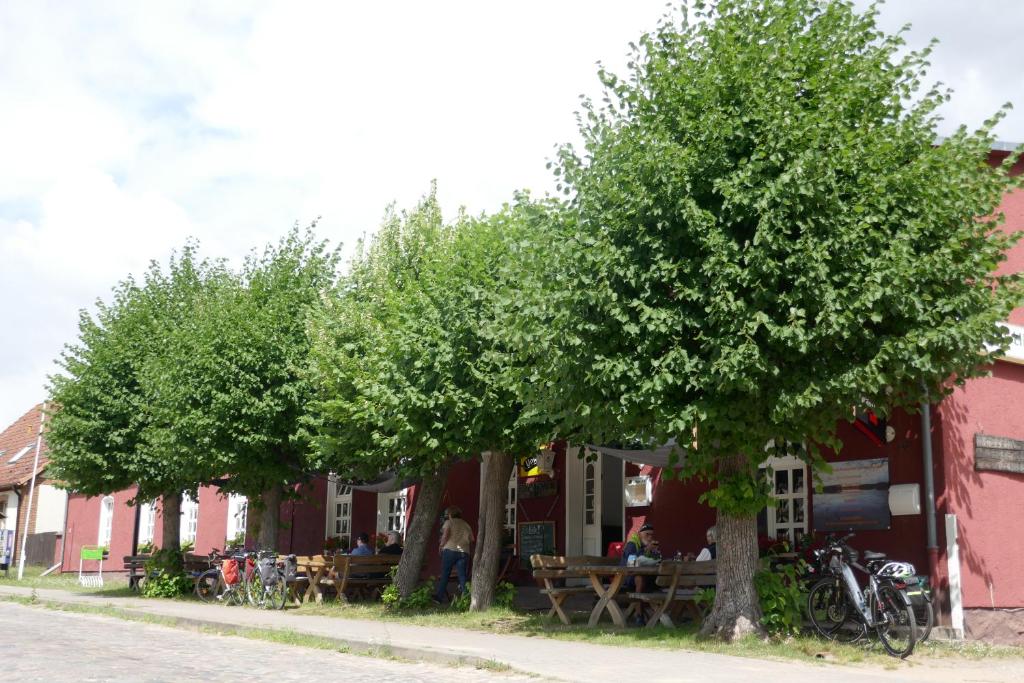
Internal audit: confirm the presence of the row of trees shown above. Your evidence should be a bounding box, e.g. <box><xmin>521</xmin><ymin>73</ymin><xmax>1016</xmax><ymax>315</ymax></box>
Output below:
<box><xmin>47</xmin><ymin>0</ymin><xmax>1021</xmax><ymax>636</ymax></box>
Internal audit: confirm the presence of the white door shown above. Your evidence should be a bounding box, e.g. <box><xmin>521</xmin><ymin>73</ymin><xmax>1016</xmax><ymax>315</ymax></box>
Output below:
<box><xmin>582</xmin><ymin>449</ymin><xmax>602</xmax><ymax>556</ymax></box>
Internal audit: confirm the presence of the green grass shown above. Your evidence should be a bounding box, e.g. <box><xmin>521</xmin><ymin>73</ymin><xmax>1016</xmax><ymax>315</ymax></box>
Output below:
<box><xmin>0</xmin><ymin>565</ymin><xmax>135</xmax><ymax>597</ymax></box>
<box><xmin>4</xmin><ymin>574</ymin><xmax>1021</xmax><ymax>670</ymax></box>
<box><xmin>294</xmin><ymin>599</ymin><xmax>1024</xmax><ymax>668</ymax></box>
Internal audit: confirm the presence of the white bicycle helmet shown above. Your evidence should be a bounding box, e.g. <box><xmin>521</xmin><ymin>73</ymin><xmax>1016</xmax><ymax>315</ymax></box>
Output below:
<box><xmin>876</xmin><ymin>561</ymin><xmax>915</xmax><ymax>578</ymax></box>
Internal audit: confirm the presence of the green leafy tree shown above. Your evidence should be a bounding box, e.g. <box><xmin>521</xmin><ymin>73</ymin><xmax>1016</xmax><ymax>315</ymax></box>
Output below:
<box><xmin>47</xmin><ymin>246</ymin><xmax>227</xmax><ymax>558</ymax></box>
<box><xmin>518</xmin><ymin>0</ymin><xmax>1022</xmax><ymax>638</ymax></box>
<box><xmin>308</xmin><ymin>189</ymin><xmax>453</xmax><ymax>598</ymax></box>
<box><xmin>310</xmin><ymin>187</ymin><xmax>549</xmax><ymax>608</ymax></box>
<box><xmin>148</xmin><ymin>226</ymin><xmax>339</xmax><ymax>548</ymax></box>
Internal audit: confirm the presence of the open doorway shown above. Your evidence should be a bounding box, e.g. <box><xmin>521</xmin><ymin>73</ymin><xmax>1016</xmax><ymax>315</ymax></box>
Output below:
<box><xmin>600</xmin><ymin>452</ymin><xmax>624</xmax><ymax>554</ymax></box>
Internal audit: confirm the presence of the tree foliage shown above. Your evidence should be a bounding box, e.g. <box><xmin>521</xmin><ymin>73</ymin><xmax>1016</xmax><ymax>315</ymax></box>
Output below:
<box><xmin>308</xmin><ymin>185</ymin><xmax>551</xmax><ymax>607</ymax></box>
<box><xmin>148</xmin><ymin>227</ymin><xmax>339</xmax><ymax>501</ymax></box>
<box><xmin>309</xmin><ymin>187</ymin><xmax>547</xmax><ymax>480</ymax></box>
<box><xmin>516</xmin><ymin>0</ymin><xmax>1022</xmax><ymax>504</ymax></box>
<box><xmin>47</xmin><ymin>245</ymin><xmax>226</xmax><ymax>504</ymax></box>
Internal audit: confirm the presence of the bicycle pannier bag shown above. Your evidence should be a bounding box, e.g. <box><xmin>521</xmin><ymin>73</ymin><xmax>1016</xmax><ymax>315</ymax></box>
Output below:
<box><xmin>223</xmin><ymin>558</ymin><xmax>240</xmax><ymax>585</ymax></box>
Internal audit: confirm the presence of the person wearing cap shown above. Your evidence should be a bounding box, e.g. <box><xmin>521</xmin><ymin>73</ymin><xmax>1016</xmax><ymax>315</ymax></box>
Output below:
<box><xmin>350</xmin><ymin>532</ymin><xmax>374</xmax><ymax>556</ymax></box>
<box><xmin>620</xmin><ymin>523</ymin><xmax>661</xmax><ymax>580</ymax></box>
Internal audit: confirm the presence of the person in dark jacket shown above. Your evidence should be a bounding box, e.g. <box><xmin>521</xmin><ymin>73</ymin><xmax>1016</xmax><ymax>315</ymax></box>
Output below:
<box><xmin>695</xmin><ymin>525</ymin><xmax>716</xmax><ymax>561</ymax></box>
<box><xmin>379</xmin><ymin>531</ymin><xmax>403</xmax><ymax>555</ymax></box>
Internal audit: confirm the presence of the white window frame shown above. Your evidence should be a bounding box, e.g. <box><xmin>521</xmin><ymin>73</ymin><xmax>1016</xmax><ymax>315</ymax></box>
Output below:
<box><xmin>98</xmin><ymin>495</ymin><xmax>114</xmax><ymax>547</ymax></box>
<box><xmin>505</xmin><ymin>471</ymin><xmax>517</xmax><ymax>544</ymax></box>
<box><xmin>763</xmin><ymin>454</ymin><xmax>808</xmax><ymax>544</ymax></box>
<box><xmin>326</xmin><ymin>476</ymin><xmax>353</xmax><ymax>544</ymax></box>
<box><xmin>138</xmin><ymin>501</ymin><xmax>156</xmax><ymax>545</ymax></box>
<box><xmin>180</xmin><ymin>492</ymin><xmax>198</xmax><ymax>545</ymax></box>
<box><xmin>226</xmin><ymin>494</ymin><xmax>247</xmax><ymax>544</ymax></box>
<box><xmin>377</xmin><ymin>488</ymin><xmax>407</xmax><ymax>535</ymax></box>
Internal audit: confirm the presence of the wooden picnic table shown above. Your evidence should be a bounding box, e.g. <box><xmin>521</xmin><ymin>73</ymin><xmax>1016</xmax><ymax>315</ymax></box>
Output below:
<box><xmin>569</xmin><ymin>563</ymin><xmax>665</xmax><ymax>627</ymax></box>
<box><xmin>298</xmin><ymin>555</ymin><xmax>332</xmax><ymax>604</ymax></box>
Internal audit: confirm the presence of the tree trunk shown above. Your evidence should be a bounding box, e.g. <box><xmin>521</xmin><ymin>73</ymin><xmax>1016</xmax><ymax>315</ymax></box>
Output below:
<box><xmin>699</xmin><ymin>507</ymin><xmax>765</xmax><ymax>640</ymax></box>
<box><xmin>257</xmin><ymin>485</ymin><xmax>283</xmax><ymax>550</ymax></box>
<box><xmin>470</xmin><ymin>450</ymin><xmax>514</xmax><ymax>611</ymax></box>
<box><xmin>244</xmin><ymin>494</ymin><xmax>262</xmax><ymax>550</ymax></box>
<box><xmin>396</xmin><ymin>462</ymin><xmax>449</xmax><ymax>598</ymax></box>
<box><xmin>159</xmin><ymin>491</ymin><xmax>182</xmax><ymax>553</ymax></box>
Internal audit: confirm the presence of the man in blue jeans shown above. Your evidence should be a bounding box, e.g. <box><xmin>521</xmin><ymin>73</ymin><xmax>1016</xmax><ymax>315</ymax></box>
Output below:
<box><xmin>435</xmin><ymin>505</ymin><xmax>475</xmax><ymax>604</ymax></box>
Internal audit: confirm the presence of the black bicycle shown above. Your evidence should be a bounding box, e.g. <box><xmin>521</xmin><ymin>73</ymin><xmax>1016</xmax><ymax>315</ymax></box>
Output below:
<box><xmin>245</xmin><ymin>549</ymin><xmax>289</xmax><ymax>610</ymax></box>
<box><xmin>806</xmin><ymin>533</ymin><xmax>917</xmax><ymax>658</ymax></box>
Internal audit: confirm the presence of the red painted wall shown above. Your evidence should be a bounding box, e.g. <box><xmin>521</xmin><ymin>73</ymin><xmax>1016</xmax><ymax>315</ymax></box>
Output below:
<box><xmin>194</xmin><ymin>485</ymin><xmax>229</xmax><ymax>554</ymax></box>
<box><xmin>812</xmin><ymin>412</ymin><xmax>934</xmax><ymax>575</ymax></box>
<box><xmin>276</xmin><ymin>478</ymin><xmax>328</xmax><ymax>555</ymax></box>
<box><xmin>62</xmin><ymin>487</ymin><xmax>138</xmax><ymax>572</ymax></box>
<box><xmin>936</xmin><ymin>361</ymin><xmax>1024</xmax><ymax>608</ymax></box>
<box><xmin>626</xmin><ymin>463</ymin><xmax>716</xmax><ymax>559</ymax></box>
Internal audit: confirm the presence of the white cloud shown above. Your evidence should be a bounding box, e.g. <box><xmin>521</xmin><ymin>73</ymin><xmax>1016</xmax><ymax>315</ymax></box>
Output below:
<box><xmin>1</xmin><ymin>0</ymin><xmax>1023</xmax><ymax>428</ymax></box>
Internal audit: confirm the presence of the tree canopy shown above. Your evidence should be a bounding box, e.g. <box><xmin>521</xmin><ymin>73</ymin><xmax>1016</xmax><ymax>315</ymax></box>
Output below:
<box><xmin>503</xmin><ymin>0</ymin><xmax>1022</xmax><ymax>637</ymax></box>
<box><xmin>518</xmin><ymin>0</ymin><xmax>1022</xmax><ymax>501</ymax></box>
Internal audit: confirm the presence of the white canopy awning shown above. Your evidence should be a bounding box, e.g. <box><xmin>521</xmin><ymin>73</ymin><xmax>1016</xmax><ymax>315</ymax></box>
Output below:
<box><xmin>584</xmin><ymin>438</ymin><xmax>687</xmax><ymax>468</ymax></box>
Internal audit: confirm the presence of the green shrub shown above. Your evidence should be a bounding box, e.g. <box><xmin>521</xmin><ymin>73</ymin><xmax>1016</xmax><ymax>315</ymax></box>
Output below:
<box><xmin>754</xmin><ymin>560</ymin><xmax>807</xmax><ymax>636</ymax></box>
<box><xmin>688</xmin><ymin>562</ymin><xmax>804</xmax><ymax>636</ymax></box>
<box><xmin>382</xmin><ymin>568</ymin><xmax>437</xmax><ymax>611</ymax></box>
<box><xmin>142</xmin><ymin>573</ymin><xmax>192</xmax><ymax>598</ymax></box>
<box><xmin>141</xmin><ymin>548</ymin><xmax>192</xmax><ymax>598</ymax></box>
<box><xmin>450</xmin><ymin>581</ymin><xmax>515</xmax><ymax>611</ymax></box>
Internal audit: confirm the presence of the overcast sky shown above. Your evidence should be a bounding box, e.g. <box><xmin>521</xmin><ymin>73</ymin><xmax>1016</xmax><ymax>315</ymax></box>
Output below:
<box><xmin>1</xmin><ymin>1</ymin><xmax>1022</xmax><ymax>429</ymax></box>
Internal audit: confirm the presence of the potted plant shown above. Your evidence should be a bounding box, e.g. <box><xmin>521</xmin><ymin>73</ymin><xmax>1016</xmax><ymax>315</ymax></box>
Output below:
<box><xmin>137</xmin><ymin>540</ymin><xmax>154</xmax><ymax>555</ymax></box>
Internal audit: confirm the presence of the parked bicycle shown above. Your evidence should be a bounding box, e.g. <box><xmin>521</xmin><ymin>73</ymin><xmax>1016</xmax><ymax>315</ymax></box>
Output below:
<box><xmin>195</xmin><ymin>548</ymin><xmax>248</xmax><ymax>606</ymax></box>
<box><xmin>903</xmin><ymin>573</ymin><xmax>934</xmax><ymax>643</ymax></box>
<box><xmin>806</xmin><ymin>533</ymin><xmax>918</xmax><ymax>658</ymax></box>
<box><xmin>245</xmin><ymin>549</ymin><xmax>289</xmax><ymax>610</ymax></box>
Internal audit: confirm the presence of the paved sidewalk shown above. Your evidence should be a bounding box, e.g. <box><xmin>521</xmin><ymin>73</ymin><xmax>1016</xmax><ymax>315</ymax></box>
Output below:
<box><xmin>0</xmin><ymin>585</ymin><xmax>1021</xmax><ymax>683</ymax></box>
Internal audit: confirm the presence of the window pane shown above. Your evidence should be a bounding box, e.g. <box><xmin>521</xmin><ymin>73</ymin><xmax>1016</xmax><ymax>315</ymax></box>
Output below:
<box><xmin>776</xmin><ymin>501</ymin><xmax>790</xmax><ymax>524</ymax></box>
<box><xmin>585</xmin><ymin>479</ymin><xmax>594</xmax><ymax>494</ymax></box>
<box><xmin>775</xmin><ymin>470</ymin><xmax>788</xmax><ymax>495</ymax></box>
<box><xmin>585</xmin><ymin>510</ymin><xmax>594</xmax><ymax>525</ymax></box>
<box><xmin>793</xmin><ymin>469</ymin><xmax>805</xmax><ymax>494</ymax></box>
<box><xmin>794</xmin><ymin>498</ymin><xmax>805</xmax><ymax>524</ymax></box>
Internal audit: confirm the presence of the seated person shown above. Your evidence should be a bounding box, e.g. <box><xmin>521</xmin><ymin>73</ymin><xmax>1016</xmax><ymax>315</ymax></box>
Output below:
<box><xmin>379</xmin><ymin>530</ymin><xmax>403</xmax><ymax>555</ymax></box>
<box><xmin>620</xmin><ymin>522</ymin><xmax>661</xmax><ymax>589</ymax></box>
<box><xmin>695</xmin><ymin>525</ymin><xmax>716</xmax><ymax>561</ymax></box>
<box><xmin>350</xmin><ymin>532</ymin><xmax>374</xmax><ymax>556</ymax></box>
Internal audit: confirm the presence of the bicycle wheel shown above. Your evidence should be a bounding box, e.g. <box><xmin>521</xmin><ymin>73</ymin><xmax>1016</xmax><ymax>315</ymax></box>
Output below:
<box><xmin>246</xmin><ymin>570</ymin><xmax>266</xmax><ymax>608</ymax></box>
<box><xmin>807</xmin><ymin>578</ymin><xmax>865</xmax><ymax>643</ymax></box>
<box><xmin>912</xmin><ymin>595</ymin><xmax>934</xmax><ymax>643</ymax></box>
<box><xmin>195</xmin><ymin>570</ymin><xmax>220</xmax><ymax>603</ymax></box>
<box><xmin>265</xmin><ymin>573</ymin><xmax>288</xmax><ymax>610</ymax></box>
<box><xmin>874</xmin><ymin>585</ymin><xmax>917</xmax><ymax>658</ymax></box>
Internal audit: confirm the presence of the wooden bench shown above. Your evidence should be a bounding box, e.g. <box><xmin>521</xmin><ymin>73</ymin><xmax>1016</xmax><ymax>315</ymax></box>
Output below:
<box><xmin>626</xmin><ymin>560</ymin><xmax>717</xmax><ymax>628</ymax></box>
<box><xmin>123</xmin><ymin>555</ymin><xmax>150</xmax><ymax>591</ymax></box>
<box><xmin>322</xmin><ymin>554</ymin><xmax>401</xmax><ymax>602</ymax></box>
<box><xmin>530</xmin><ymin>554</ymin><xmax>618</xmax><ymax>624</ymax></box>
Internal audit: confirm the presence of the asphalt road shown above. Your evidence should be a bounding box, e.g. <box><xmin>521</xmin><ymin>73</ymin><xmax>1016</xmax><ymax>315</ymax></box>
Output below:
<box><xmin>2</xmin><ymin>601</ymin><xmax>534</xmax><ymax>682</ymax></box>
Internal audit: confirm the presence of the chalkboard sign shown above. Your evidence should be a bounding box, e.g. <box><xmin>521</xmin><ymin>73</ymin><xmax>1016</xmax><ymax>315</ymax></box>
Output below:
<box><xmin>518</xmin><ymin>521</ymin><xmax>556</xmax><ymax>568</ymax></box>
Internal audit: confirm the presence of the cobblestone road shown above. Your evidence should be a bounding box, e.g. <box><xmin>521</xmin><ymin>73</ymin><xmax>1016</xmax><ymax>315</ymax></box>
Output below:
<box><xmin>3</xmin><ymin>602</ymin><xmax>534</xmax><ymax>682</ymax></box>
